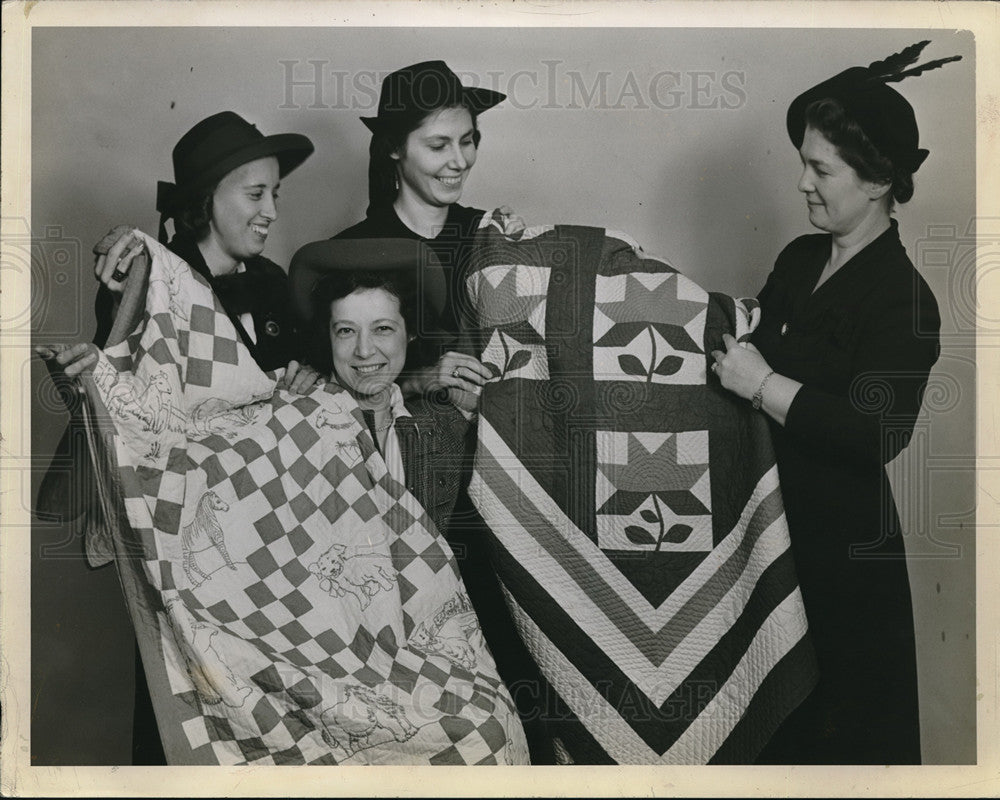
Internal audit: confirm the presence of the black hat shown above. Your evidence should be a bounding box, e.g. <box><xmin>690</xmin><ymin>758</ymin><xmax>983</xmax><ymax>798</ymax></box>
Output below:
<box><xmin>289</xmin><ymin>238</ymin><xmax>447</xmax><ymax>327</ymax></box>
<box><xmin>156</xmin><ymin>111</ymin><xmax>314</xmax><ymax>226</ymax></box>
<box><xmin>360</xmin><ymin>60</ymin><xmax>506</xmax><ymax>133</ymax></box>
<box><xmin>786</xmin><ymin>41</ymin><xmax>961</xmax><ymax>174</ymax></box>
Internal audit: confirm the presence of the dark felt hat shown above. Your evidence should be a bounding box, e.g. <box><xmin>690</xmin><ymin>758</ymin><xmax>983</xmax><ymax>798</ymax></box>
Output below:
<box><xmin>289</xmin><ymin>238</ymin><xmax>447</xmax><ymax>327</ymax></box>
<box><xmin>360</xmin><ymin>60</ymin><xmax>506</xmax><ymax>133</ymax></box>
<box><xmin>156</xmin><ymin>111</ymin><xmax>314</xmax><ymax>220</ymax></box>
<box><xmin>786</xmin><ymin>41</ymin><xmax>961</xmax><ymax>174</ymax></box>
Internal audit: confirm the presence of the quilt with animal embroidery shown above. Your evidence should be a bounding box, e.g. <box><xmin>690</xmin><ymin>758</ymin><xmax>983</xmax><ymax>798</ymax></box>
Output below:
<box><xmin>77</xmin><ymin>234</ymin><xmax>528</xmax><ymax>766</ymax></box>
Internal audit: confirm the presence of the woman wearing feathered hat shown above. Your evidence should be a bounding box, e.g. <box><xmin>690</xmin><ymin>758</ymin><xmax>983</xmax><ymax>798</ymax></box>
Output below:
<box><xmin>711</xmin><ymin>42</ymin><xmax>959</xmax><ymax>763</ymax></box>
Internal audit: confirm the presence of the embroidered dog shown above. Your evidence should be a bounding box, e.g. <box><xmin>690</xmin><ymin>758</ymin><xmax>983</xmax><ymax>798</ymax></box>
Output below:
<box><xmin>309</xmin><ymin>543</ymin><xmax>396</xmax><ymax>610</ymax></box>
<box><xmin>181</xmin><ymin>490</ymin><xmax>236</xmax><ymax>586</ymax></box>
<box><xmin>319</xmin><ymin>684</ymin><xmax>419</xmax><ymax>757</ymax></box>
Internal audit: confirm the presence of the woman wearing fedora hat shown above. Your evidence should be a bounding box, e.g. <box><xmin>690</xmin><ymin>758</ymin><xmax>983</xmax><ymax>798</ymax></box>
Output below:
<box><xmin>37</xmin><ymin>110</ymin><xmax>321</xmax><ymax>764</ymax></box>
<box><xmin>87</xmin><ymin>110</ymin><xmax>320</xmax><ymax>387</ymax></box>
<box><xmin>334</xmin><ymin>60</ymin><xmax>519</xmax><ymax>411</ymax></box>
<box><xmin>331</xmin><ymin>64</ymin><xmax>550</xmax><ymax>763</ymax></box>
<box><xmin>711</xmin><ymin>42</ymin><xmax>958</xmax><ymax>763</ymax></box>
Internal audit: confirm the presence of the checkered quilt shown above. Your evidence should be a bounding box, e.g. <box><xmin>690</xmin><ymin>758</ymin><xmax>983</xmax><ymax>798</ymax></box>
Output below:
<box><xmin>465</xmin><ymin>219</ymin><xmax>818</xmax><ymax>764</ymax></box>
<box><xmin>77</xmin><ymin>234</ymin><xmax>528</xmax><ymax>765</ymax></box>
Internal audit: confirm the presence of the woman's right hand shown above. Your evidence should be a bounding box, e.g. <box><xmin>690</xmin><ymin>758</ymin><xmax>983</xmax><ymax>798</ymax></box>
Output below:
<box><xmin>399</xmin><ymin>352</ymin><xmax>492</xmax><ymax>412</ymax></box>
<box><xmin>431</xmin><ymin>352</ymin><xmax>494</xmax><ymax>413</ymax></box>
<box><xmin>496</xmin><ymin>205</ymin><xmax>526</xmax><ymax>239</ymax></box>
<box><xmin>430</xmin><ymin>352</ymin><xmax>493</xmax><ymax>395</ymax></box>
<box><xmin>93</xmin><ymin>225</ymin><xmax>147</xmax><ymax>296</ymax></box>
<box><xmin>35</xmin><ymin>343</ymin><xmax>100</xmax><ymax>409</ymax></box>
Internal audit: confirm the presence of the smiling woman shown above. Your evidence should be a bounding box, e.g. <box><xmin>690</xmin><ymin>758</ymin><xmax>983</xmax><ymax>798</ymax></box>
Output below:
<box><xmin>197</xmin><ymin>158</ymin><xmax>281</xmax><ymax>269</ymax></box>
<box><xmin>710</xmin><ymin>41</ymin><xmax>960</xmax><ymax>764</ymax></box>
<box><xmin>35</xmin><ymin>110</ymin><xmax>320</xmax><ymax>765</ymax></box>
<box><xmin>331</xmin><ymin>63</ymin><xmax>550</xmax><ymax>761</ymax></box>
<box><xmin>119</xmin><ymin>111</ymin><xmax>316</xmax><ymax>374</ymax></box>
<box><xmin>394</xmin><ymin>106</ymin><xmax>479</xmax><ymax>219</ymax></box>
<box><xmin>333</xmin><ymin>61</ymin><xmax>510</xmax><ymax>407</ymax></box>
<box><xmin>289</xmin><ymin>238</ymin><xmax>472</xmax><ymax>532</ymax></box>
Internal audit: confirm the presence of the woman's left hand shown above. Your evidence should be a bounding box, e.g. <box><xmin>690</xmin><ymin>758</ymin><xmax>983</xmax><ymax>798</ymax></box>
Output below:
<box><xmin>496</xmin><ymin>205</ymin><xmax>526</xmax><ymax>239</ymax></box>
<box><xmin>280</xmin><ymin>360</ymin><xmax>324</xmax><ymax>394</ymax></box>
<box><xmin>710</xmin><ymin>333</ymin><xmax>772</xmax><ymax>400</ymax></box>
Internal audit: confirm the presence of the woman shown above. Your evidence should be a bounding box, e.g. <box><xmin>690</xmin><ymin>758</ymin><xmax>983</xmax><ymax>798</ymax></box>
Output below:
<box><xmin>47</xmin><ymin>111</ymin><xmax>321</xmax><ymax>382</ymax></box>
<box><xmin>95</xmin><ymin>110</ymin><xmax>319</xmax><ymax>386</ymax></box>
<box><xmin>332</xmin><ymin>62</ymin><xmax>549</xmax><ymax>760</ymax></box>
<box><xmin>333</xmin><ymin>60</ymin><xmax>514</xmax><ymax>407</ymax></box>
<box><xmin>289</xmin><ymin>238</ymin><xmax>472</xmax><ymax>538</ymax></box>
<box><xmin>37</xmin><ymin>110</ymin><xmax>320</xmax><ymax>764</ymax></box>
<box><xmin>711</xmin><ymin>43</ymin><xmax>958</xmax><ymax>763</ymax></box>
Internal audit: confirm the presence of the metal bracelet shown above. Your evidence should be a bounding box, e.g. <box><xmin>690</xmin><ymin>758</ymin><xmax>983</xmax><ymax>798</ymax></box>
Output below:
<box><xmin>751</xmin><ymin>370</ymin><xmax>775</xmax><ymax>411</ymax></box>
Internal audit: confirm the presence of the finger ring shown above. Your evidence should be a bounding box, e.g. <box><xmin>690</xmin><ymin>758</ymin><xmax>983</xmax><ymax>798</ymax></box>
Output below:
<box><xmin>112</xmin><ymin>268</ymin><xmax>127</xmax><ymax>282</ymax></box>
<box><xmin>452</xmin><ymin>367</ymin><xmax>461</xmax><ymax>378</ymax></box>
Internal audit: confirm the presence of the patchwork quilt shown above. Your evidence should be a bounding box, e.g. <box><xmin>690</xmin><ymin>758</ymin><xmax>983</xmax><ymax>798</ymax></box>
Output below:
<box><xmin>76</xmin><ymin>234</ymin><xmax>528</xmax><ymax>765</ymax></box>
<box><xmin>465</xmin><ymin>219</ymin><xmax>818</xmax><ymax>764</ymax></box>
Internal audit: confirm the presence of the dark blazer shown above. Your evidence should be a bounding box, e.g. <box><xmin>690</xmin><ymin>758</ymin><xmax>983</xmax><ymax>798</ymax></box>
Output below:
<box><xmin>751</xmin><ymin>219</ymin><xmax>940</xmax><ymax>764</ymax></box>
<box><xmin>396</xmin><ymin>395</ymin><xmax>473</xmax><ymax>537</ymax></box>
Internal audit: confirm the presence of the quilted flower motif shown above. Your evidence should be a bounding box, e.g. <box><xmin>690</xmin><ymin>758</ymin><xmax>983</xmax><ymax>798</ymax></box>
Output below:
<box><xmin>470</xmin><ymin>264</ymin><xmax>548</xmax><ymax>334</ymax></box>
<box><xmin>596</xmin><ymin>431</ymin><xmax>711</xmax><ymax>552</ymax></box>
<box><xmin>594</xmin><ymin>273</ymin><xmax>707</xmax><ymax>384</ymax></box>
<box><xmin>469</xmin><ymin>264</ymin><xmax>550</xmax><ymax>381</ymax></box>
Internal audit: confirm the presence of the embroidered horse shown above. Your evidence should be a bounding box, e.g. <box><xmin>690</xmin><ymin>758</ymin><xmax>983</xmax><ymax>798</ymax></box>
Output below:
<box><xmin>181</xmin><ymin>490</ymin><xmax>236</xmax><ymax>586</ymax></box>
<box><xmin>187</xmin><ymin>397</ymin><xmax>261</xmax><ymax>438</ymax></box>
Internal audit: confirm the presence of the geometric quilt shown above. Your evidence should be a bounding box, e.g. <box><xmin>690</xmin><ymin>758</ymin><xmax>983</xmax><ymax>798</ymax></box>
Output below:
<box><xmin>466</xmin><ymin>218</ymin><xmax>818</xmax><ymax>764</ymax></box>
<box><xmin>74</xmin><ymin>234</ymin><xmax>528</xmax><ymax>765</ymax></box>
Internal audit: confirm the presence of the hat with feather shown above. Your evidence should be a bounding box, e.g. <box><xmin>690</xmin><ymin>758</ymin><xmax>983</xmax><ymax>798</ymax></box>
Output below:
<box><xmin>786</xmin><ymin>41</ymin><xmax>962</xmax><ymax>174</ymax></box>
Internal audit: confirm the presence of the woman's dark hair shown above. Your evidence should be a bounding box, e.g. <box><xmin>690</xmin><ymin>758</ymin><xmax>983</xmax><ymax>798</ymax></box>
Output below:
<box><xmin>173</xmin><ymin>183</ymin><xmax>219</xmax><ymax>240</ymax></box>
<box><xmin>367</xmin><ymin>101</ymin><xmax>482</xmax><ymax>213</ymax></box>
<box><xmin>804</xmin><ymin>98</ymin><xmax>914</xmax><ymax>209</ymax></box>
<box><xmin>308</xmin><ymin>270</ymin><xmax>422</xmax><ymax>376</ymax></box>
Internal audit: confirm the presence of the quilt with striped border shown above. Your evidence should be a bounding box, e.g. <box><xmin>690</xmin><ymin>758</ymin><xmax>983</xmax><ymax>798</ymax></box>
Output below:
<box><xmin>465</xmin><ymin>220</ymin><xmax>818</xmax><ymax>764</ymax></box>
